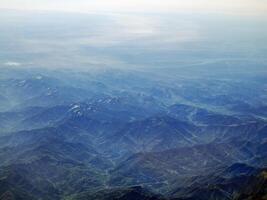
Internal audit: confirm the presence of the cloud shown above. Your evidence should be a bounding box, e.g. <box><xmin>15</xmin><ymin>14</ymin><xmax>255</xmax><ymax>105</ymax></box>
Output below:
<box><xmin>4</xmin><ymin>61</ymin><xmax>22</xmax><ymax>66</ymax></box>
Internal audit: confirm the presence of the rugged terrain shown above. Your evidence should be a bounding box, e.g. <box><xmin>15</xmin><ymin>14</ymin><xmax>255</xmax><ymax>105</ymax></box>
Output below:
<box><xmin>0</xmin><ymin>66</ymin><xmax>266</xmax><ymax>200</ymax></box>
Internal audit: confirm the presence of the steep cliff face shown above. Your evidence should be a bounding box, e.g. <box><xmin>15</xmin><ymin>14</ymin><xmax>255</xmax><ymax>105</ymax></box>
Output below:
<box><xmin>236</xmin><ymin>170</ymin><xmax>267</xmax><ymax>200</ymax></box>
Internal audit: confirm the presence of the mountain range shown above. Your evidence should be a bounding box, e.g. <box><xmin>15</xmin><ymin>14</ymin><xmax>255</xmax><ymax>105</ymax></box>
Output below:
<box><xmin>0</xmin><ymin>66</ymin><xmax>266</xmax><ymax>200</ymax></box>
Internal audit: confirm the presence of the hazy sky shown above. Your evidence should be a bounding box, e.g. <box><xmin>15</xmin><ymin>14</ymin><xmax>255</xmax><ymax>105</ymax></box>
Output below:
<box><xmin>1</xmin><ymin>0</ymin><xmax>266</xmax><ymax>69</ymax></box>
<box><xmin>1</xmin><ymin>0</ymin><xmax>267</xmax><ymax>16</ymax></box>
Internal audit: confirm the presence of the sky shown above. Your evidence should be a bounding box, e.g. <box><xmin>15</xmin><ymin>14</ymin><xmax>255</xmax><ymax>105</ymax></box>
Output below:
<box><xmin>1</xmin><ymin>0</ymin><xmax>267</xmax><ymax>16</ymax></box>
<box><xmin>0</xmin><ymin>0</ymin><xmax>266</xmax><ymax>70</ymax></box>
